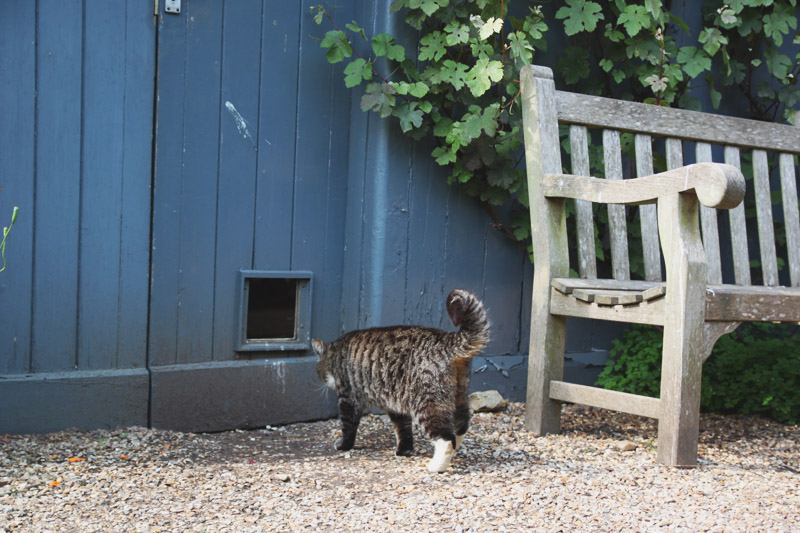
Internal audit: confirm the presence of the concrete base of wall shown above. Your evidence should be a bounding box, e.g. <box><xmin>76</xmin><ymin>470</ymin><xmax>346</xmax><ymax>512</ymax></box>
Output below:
<box><xmin>149</xmin><ymin>358</ymin><xmax>339</xmax><ymax>433</ymax></box>
<box><xmin>0</xmin><ymin>368</ymin><xmax>149</xmax><ymax>434</ymax></box>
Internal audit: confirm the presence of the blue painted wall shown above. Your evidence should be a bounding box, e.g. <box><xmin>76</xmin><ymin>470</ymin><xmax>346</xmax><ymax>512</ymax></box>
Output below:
<box><xmin>1</xmin><ymin>0</ymin><xmax>605</xmax><ymax>434</ymax></box>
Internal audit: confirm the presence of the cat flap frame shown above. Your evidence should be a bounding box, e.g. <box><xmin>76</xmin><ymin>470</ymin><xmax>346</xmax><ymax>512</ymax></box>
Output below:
<box><xmin>237</xmin><ymin>270</ymin><xmax>313</xmax><ymax>352</ymax></box>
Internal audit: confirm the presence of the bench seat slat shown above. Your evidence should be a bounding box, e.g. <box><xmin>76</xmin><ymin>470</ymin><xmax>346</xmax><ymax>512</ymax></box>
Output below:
<box><xmin>752</xmin><ymin>149</ymin><xmax>779</xmax><ymax>286</ymax></box>
<box><xmin>603</xmin><ymin>129</ymin><xmax>630</xmax><ymax>281</ymax></box>
<box><xmin>635</xmin><ymin>134</ymin><xmax>662</xmax><ymax>282</ymax></box>
<box><xmin>570</xmin><ymin>125</ymin><xmax>597</xmax><ymax>279</ymax></box>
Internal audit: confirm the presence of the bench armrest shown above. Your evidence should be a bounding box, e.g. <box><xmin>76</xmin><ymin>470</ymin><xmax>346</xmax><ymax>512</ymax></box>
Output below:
<box><xmin>542</xmin><ymin>162</ymin><xmax>745</xmax><ymax>209</ymax></box>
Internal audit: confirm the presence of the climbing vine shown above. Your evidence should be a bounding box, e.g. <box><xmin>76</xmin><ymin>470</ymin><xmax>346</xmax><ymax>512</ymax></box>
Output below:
<box><xmin>313</xmin><ymin>0</ymin><xmax>799</xmax><ymax>270</ymax></box>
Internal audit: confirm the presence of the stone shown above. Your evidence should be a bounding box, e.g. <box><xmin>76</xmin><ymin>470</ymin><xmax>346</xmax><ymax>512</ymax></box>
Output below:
<box><xmin>469</xmin><ymin>390</ymin><xmax>509</xmax><ymax>413</ymax></box>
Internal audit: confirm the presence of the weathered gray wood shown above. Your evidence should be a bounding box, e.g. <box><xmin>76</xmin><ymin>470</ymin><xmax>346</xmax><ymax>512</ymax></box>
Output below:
<box><xmin>603</xmin><ymin>129</ymin><xmax>630</xmax><ymax>281</ymax></box>
<box><xmin>666</xmin><ymin>138</ymin><xmax>683</xmax><ymax>171</ymax></box>
<box><xmin>642</xmin><ymin>284</ymin><xmax>667</xmax><ymax>301</ymax></box>
<box><xmin>555</xmin><ymin>90</ymin><xmax>800</xmax><ymax>153</ymax></box>
<box><xmin>570</xmin><ymin>125</ymin><xmax>597</xmax><ymax>279</ymax></box>
<box><xmin>752</xmin><ymin>149</ymin><xmax>779</xmax><ymax>286</ymax></box>
<box><xmin>702</xmin><ymin>321</ymin><xmax>741</xmax><ymax>361</ymax></box>
<box><xmin>542</xmin><ymin>163</ymin><xmax>745</xmax><ymax>209</ymax></box>
<box><xmin>550</xmin><ymin>289</ymin><xmax>666</xmax><ymax>326</ymax></box>
<box><xmin>695</xmin><ymin>142</ymin><xmax>723</xmax><ymax>284</ymax></box>
<box><xmin>657</xmin><ymin>191</ymin><xmax>707</xmax><ymax>466</ymax></box>
<box><xmin>572</xmin><ymin>288</ymin><xmax>643</xmax><ymax>306</ymax></box>
<box><xmin>705</xmin><ymin>284</ymin><xmax>800</xmax><ymax>322</ymax></box>
<box><xmin>552</xmin><ymin>277</ymin><xmax>661</xmax><ymax>294</ymax></box>
<box><xmin>635</xmin><ymin>134</ymin><xmax>662</xmax><ymax>281</ymax></box>
<box><xmin>724</xmin><ymin>146</ymin><xmax>752</xmax><ymax>285</ymax></box>
<box><xmin>521</xmin><ymin>65</ymin><xmax>569</xmax><ymax>436</ymax></box>
<box><xmin>779</xmin><ymin>151</ymin><xmax>800</xmax><ymax>287</ymax></box>
<box><xmin>549</xmin><ymin>381</ymin><xmax>661</xmax><ymax>420</ymax></box>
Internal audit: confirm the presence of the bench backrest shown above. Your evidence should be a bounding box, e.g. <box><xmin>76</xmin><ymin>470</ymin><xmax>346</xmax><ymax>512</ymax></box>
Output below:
<box><xmin>523</xmin><ymin>65</ymin><xmax>800</xmax><ymax>288</ymax></box>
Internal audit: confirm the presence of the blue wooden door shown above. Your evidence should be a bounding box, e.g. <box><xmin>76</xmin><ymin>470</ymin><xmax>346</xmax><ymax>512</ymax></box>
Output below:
<box><xmin>149</xmin><ymin>0</ymin><xmax>351</xmax><ymax>430</ymax></box>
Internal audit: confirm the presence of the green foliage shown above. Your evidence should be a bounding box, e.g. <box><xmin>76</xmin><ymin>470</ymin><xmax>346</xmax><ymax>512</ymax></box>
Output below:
<box><xmin>596</xmin><ymin>323</ymin><xmax>800</xmax><ymax>425</ymax></box>
<box><xmin>313</xmin><ymin>0</ymin><xmax>800</xmax><ymax>265</ymax></box>
<box><xmin>0</xmin><ymin>204</ymin><xmax>19</xmax><ymax>273</ymax></box>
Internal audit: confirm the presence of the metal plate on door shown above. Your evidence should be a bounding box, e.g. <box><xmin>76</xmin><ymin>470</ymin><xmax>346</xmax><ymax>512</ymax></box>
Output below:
<box><xmin>165</xmin><ymin>0</ymin><xmax>181</xmax><ymax>14</ymax></box>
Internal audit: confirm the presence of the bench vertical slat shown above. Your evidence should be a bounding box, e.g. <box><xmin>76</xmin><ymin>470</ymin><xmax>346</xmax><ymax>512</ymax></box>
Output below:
<box><xmin>666</xmin><ymin>137</ymin><xmax>683</xmax><ymax>170</ymax></box>
<box><xmin>635</xmin><ymin>134</ymin><xmax>663</xmax><ymax>281</ymax></box>
<box><xmin>695</xmin><ymin>142</ymin><xmax>723</xmax><ymax>284</ymax></box>
<box><xmin>569</xmin><ymin>125</ymin><xmax>597</xmax><ymax>279</ymax></box>
<box><xmin>724</xmin><ymin>146</ymin><xmax>752</xmax><ymax>285</ymax></box>
<box><xmin>752</xmin><ymin>149</ymin><xmax>779</xmax><ymax>286</ymax></box>
<box><xmin>603</xmin><ymin>129</ymin><xmax>630</xmax><ymax>280</ymax></box>
<box><xmin>779</xmin><ymin>152</ymin><xmax>800</xmax><ymax>287</ymax></box>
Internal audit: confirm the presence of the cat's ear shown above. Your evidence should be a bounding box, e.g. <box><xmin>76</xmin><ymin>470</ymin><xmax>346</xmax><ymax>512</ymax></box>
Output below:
<box><xmin>311</xmin><ymin>339</ymin><xmax>325</xmax><ymax>357</ymax></box>
<box><xmin>446</xmin><ymin>291</ymin><xmax>464</xmax><ymax>326</ymax></box>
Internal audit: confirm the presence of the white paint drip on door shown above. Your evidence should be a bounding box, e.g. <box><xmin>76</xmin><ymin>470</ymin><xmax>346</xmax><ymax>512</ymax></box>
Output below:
<box><xmin>224</xmin><ymin>101</ymin><xmax>256</xmax><ymax>148</ymax></box>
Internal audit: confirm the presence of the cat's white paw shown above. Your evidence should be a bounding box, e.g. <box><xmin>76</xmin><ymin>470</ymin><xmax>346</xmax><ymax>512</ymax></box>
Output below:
<box><xmin>427</xmin><ymin>439</ymin><xmax>455</xmax><ymax>473</ymax></box>
<box><xmin>454</xmin><ymin>433</ymin><xmax>465</xmax><ymax>452</ymax></box>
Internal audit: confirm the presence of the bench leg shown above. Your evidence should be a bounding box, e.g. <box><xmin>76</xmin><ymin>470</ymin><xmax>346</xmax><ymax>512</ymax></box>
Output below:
<box><xmin>524</xmin><ymin>311</ymin><xmax>567</xmax><ymax>435</ymax></box>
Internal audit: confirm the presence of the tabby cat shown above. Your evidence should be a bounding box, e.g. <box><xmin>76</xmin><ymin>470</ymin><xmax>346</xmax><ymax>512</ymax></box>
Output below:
<box><xmin>312</xmin><ymin>289</ymin><xmax>490</xmax><ymax>472</ymax></box>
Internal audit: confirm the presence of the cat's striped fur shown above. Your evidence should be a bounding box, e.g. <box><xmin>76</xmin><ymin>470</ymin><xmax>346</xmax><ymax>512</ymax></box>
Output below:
<box><xmin>312</xmin><ymin>289</ymin><xmax>490</xmax><ymax>472</ymax></box>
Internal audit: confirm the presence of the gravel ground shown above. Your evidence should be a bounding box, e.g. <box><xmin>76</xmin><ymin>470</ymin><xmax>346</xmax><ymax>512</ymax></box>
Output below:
<box><xmin>1</xmin><ymin>402</ymin><xmax>798</xmax><ymax>532</ymax></box>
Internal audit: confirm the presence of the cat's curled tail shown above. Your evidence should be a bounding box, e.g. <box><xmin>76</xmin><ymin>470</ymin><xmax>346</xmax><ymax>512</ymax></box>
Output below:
<box><xmin>446</xmin><ymin>289</ymin><xmax>490</xmax><ymax>357</ymax></box>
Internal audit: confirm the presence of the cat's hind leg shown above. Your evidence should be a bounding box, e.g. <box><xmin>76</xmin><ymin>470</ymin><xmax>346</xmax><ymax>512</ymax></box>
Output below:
<box><xmin>388</xmin><ymin>412</ymin><xmax>414</xmax><ymax>456</ymax></box>
<box><xmin>417</xmin><ymin>405</ymin><xmax>457</xmax><ymax>472</ymax></box>
<box><xmin>453</xmin><ymin>358</ymin><xmax>472</xmax><ymax>452</ymax></box>
<box><xmin>335</xmin><ymin>397</ymin><xmax>361</xmax><ymax>451</ymax></box>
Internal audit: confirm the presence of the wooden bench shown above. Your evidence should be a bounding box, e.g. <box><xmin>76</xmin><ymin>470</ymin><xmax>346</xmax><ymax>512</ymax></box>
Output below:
<box><xmin>520</xmin><ymin>65</ymin><xmax>800</xmax><ymax>467</ymax></box>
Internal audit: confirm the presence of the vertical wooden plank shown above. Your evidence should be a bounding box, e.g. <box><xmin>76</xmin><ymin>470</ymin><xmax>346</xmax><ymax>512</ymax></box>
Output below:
<box><xmin>666</xmin><ymin>138</ymin><xmax>683</xmax><ymax>170</ymax></box>
<box><xmin>520</xmin><ymin>65</ymin><xmax>568</xmax><ymax>435</ymax></box>
<box><xmin>481</xmin><ymin>212</ymin><xmax>525</xmax><ymax>356</ymax></box>
<box><xmin>149</xmin><ymin>9</ymin><xmax>187</xmax><ymax>366</ymax></box>
<box><xmin>751</xmin><ymin>150</ymin><xmax>779</xmax><ymax>286</ymax></box>
<box><xmin>403</xmin><ymin>149</ymin><xmax>450</xmax><ymax>328</ymax></box>
<box><xmin>695</xmin><ymin>142</ymin><xmax>722</xmax><ymax>284</ymax></box>
<box><xmin>635</xmin><ymin>134</ymin><xmax>662</xmax><ymax>281</ymax></box>
<box><xmin>252</xmin><ymin>1</ymin><xmax>301</xmax><ymax>271</ymax></box>
<box><xmin>78</xmin><ymin>1</ymin><xmax>125</xmax><ymax>370</ymax></box>
<box><xmin>779</xmin><ymin>152</ymin><xmax>800</xmax><ymax>287</ymax></box>
<box><xmin>32</xmin><ymin>0</ymin><xmax>82</xmax><ymax>372</ymax></box>
<box><xmin>117</xmin><ymin>0</ymin><xmax>156</xmax><ymax>370</ymax></box>
<box><xmin>724</xmin><ymin>146</ymin><xmax>752</xmax><ymax>285</ymax></box>
<box><xmin>293</xmin><ymin>0</ymin><xmax>353</xmax><ymax>340</ymax></box>
<box><xmin>0</xmin><ymin>1</ymin><xmax>36</xmax><ymax>374</ymax></box>
<box><xmin>602</xmin><ymin>129</ymin><xmax>630</xmax><ymax>281</ymax></box>
<box><xmin>173</xmin><ymin>0</ymin><xmax>223</xmax><ymax>365</ymax></box>
<box><xmin>212</xmin><ymin>0</ymin><xmax>262</xmax><ymax>360</ymax></box>
<box><xmin>569</xmin><ymin>125</ymin><xmax>596</xmax><ymax>279</ymax></box>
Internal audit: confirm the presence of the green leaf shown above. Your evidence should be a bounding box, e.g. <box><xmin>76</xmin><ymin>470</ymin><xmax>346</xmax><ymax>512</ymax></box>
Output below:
<box><xmin>507</xmin><ymin>32</ymin><xmax>534</xmax><ymax>65</ymax></box>
<box><xmin>617</xmin><ymin>4</ymin><xmax>650</xmax><ymax>37</ymax></box>
<box><xmin>393</xmin><ymin>102</ymin><xmax>424</xmax><ymax>132</ymax></box>
<box><xmin>555</xmin><ymin>0</ymin><xmax>604</xmax><ymax>36</ymax></box>
<box><xmin>479</xmin><ymin>17</ymin><xmax>504</xmax><ymax>40</ymax></box>
<box><xmin>409</xmin><ymin>0</ymin><xmax>449</xmax><ymax>16</ymax></box>
<box><xmin>360</xmin><ymin>82</ymin><xmax>396</xmax><ymax>118</ymax></box>
<box><xmin>764</xmin><ymin>48</ymin><xmax>792</xmax><ymax>79</ymax></box>
<box><xmin>444</xmin><ymin>21</ymin><xmax>470</xmax><ymax>46</ymax></box>
<box><xmin>698</xmin><ymin>27</ymin><xmax>727</xmax><ymax>56</ymax></box>
<box><xmin>669</xmin><ymin>13</ymin><xmax>690</xmax><ymax>34</ymax></box>
<box><xmin>343</xmin><ymin>58</ymin><xmax>372</xmax><ymax>88</ymax></box>
<box><xmin>346</xmin><ymin>21</ymin><xmax>366</xmax><ymax>40</ymax></box>
<box><xmin>371</xmin><ymin>33</ymin><xmax>406</xmax><ymax>61</ymax></box>
<box><xmin>599</xmin><ymin>58</ymin><xmax>614</xmax><ymax>72</ymax></box>
<box><xmin>310</xmin><ymin>5</ymin><xmax>325</xmax><ymax>25</ymax></box>
<box><xmin>320</xmin><ymin>30</ymin><xmax>353</xmax><ymax>63</ymax></box>
<box><xmin>418</xmin><ymin>31</ymin><xmax>448</xmax><ymax>62</ymax></box>
<box><xmin>763</xmin><ymin>4</ymin><xmax>797</xmax><ymax>47</ymax></box>
<box><xmin>676</xmin><ymin>46</ymin><xmax>711</xmax><ymax>78</ymax></box>
<box><xmin>432</xmin><ymin>145</ymin><xmax>457</xmax><ymax>165</ymax></box>
<box><xmin>465</xmin><ymin>58</ymin><xmax>504</xmax><ymax>97</ymax></box>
